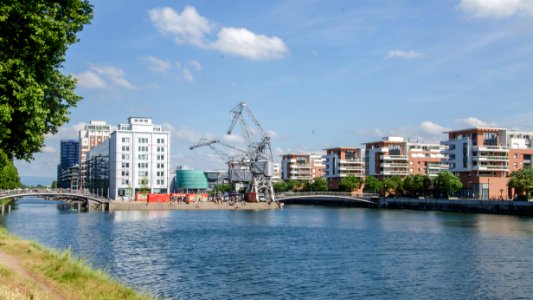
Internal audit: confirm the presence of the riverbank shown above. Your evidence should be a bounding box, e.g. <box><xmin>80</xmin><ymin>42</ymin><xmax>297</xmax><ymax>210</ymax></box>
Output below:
<box><xmin>0</xmin><ymin>227</ymin><xmax>151</xmax><ymax>300</ymax></box>
<box><xmin>380</xmin><ymin>198</ymin><xmax>533</xmax><ymax>216</ymax></box>
<box><xmin>110</xmin><ymin>201</ymin><xmax>278</xmax><ymax>211</ymax></box>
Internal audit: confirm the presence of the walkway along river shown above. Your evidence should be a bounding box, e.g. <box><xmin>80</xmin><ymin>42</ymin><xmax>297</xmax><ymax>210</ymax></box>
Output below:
<box><xmin>2</xmin><ymin>198</ymin><xmax>533</xmax><ymax>299</ymax></box>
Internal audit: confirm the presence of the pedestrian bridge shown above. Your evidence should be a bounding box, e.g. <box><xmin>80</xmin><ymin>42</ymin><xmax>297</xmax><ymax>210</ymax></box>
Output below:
<box><xmin>275</xmin><ymin>192</ymin><xmax>379</xmax><ymax>207</ymax></box>
<box><xmin>0</xmin><ymin>189</ymin><xmax>110</xmax><ymax>210</ymax></box>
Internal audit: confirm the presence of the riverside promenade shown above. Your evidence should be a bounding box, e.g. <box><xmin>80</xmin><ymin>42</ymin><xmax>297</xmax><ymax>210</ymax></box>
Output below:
<box><xmin>380</xmin><ymin>198</ymin><xmax>533</xmax><ymax>216</ymax></box>
<box><xmin>109</xmin><ymin>201</ymin><xmax>277</xmax><ymax>211</ymax></box>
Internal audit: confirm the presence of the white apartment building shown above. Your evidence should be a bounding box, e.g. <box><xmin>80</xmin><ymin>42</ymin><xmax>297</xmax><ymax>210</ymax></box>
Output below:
<box><xmin>109</xmin><ymin>117</ymin><xmax>171</xmax><ymax>200</ymax></box>
<box><xmin>281</xmin><ymin>153</ymin><xmax>325</xmax><ymax>182</ymax></box>
<box><xmin>79</xmin><ymin>121</ymin><xmax>111</xmax><ymax>189</ymax></box>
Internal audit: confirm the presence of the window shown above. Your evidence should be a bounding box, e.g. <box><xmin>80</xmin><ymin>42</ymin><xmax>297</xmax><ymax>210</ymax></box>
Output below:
<box><xmin>122</xmin><ymin>145</ymin><xmax>129</xmax><ymax>151</ymax></box>
<box><xmin>157</xmin><ymin>163</ymin><xmax>165</xmax><ymax>169</ymax></box>
<box><xmin>122</xmin><ymin>162</ymin><xmax>129</xmax><ymax>168</ymax></box>
<box><xmin>514</xmin><ymin>153</ymin><xmax>518</xmax><ymax>159</ymax></box>
<box><xmin>157</xmin><ymin>146</ymin><xmax>165</xmax><ymax>153</ymax></box>
<box><xmin>138</xmin><ymin>163</ymin><xmax>148</xmax><ymax>168</ymax></box>
<box><xmin>138</xmin><ymin>154</ymin><xmax>148</xmax><ymax>160</ymax></box>
<box><xmin>138</xmin><ymin>138</ymin><xmax>148</xmax><ymax>144</ymax></box>
<box><xmin>122</xmin><ymin>137</ymin><xmax>130</xmax><ymax>143</ymax></box>
<box><xmin>157</xmin><ymin>154</ymin><xmax>165</xmax><ymax>160</ymax></box>
<box><xmin>157</xmin><ymin>138</ymin><xmax>165</xmax><ymax>144</ymax></box>
<box><xmin>121</xmin><ymin>154</ymin><xmax>129</xmax><ymax>160</ymax></box>
<box><xmin>121</xmin><ymin>179</ymin><xmax>129</xmax><ymax>185</ymax></box>
<box><xmin>138</xmin><ymin>171</ymin><xmax>148</xmax><ymax>177</ymax></box>
<box><xmin>121</xmin><ymin>171</ymin><xmax>129</xmax><ymax>176</ymax></box>
<box><xmin>156</xmin><ymin>171</ymin><xmax>165</xmax><ymax>177</ymax></box>
<box><xmin>138</xmin><ymin>146</ymin><xmax>148</xmax><ymax>152</ymax></box>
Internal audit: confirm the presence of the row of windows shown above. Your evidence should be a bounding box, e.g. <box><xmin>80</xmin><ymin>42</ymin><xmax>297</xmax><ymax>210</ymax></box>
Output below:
<box><xmin>121</xmin><ymin>137</ymin><xmax>166</xmax><ymax>144</ymax></box>
<box><xmin>121</xmin><ymin>146</ymin><xmax>166</xmax><ymax>152</ymax></box>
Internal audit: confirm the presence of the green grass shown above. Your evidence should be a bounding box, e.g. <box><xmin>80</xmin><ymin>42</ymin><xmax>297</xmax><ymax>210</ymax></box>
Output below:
<box><xmin>0</xmin><ymin>227</ymin><xmax>153</xmax><ymax>299</ymax></box>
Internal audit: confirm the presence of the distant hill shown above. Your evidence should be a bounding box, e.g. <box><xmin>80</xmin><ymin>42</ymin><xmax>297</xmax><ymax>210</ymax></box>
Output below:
<box><xmin>20</xmin><ymin>176</ymin><xmax>54</xmax><ymax>187</ymax></box>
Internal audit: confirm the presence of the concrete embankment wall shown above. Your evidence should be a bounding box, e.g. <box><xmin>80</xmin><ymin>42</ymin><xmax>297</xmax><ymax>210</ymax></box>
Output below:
<box><xmin>109</xmin><ymin>201</ymin><xmax>276</xmax><ymax>211</ymax></box>
<box><xmin>382</xmin><ymin>198</ymin><xmax>533</xmax><ymax>216</ymax></box>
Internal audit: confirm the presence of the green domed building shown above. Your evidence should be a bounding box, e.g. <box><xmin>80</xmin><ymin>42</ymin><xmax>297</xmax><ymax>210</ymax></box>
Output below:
<box><xmin>175</xmin><ymin>169</ymin><xmax>208</xmax><ymax>192</ymax></box>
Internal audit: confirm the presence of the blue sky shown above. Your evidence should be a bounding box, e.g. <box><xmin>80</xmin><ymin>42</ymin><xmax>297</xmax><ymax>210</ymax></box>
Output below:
<box><xmin>15</xmin><ymin>0</ymin><xmax>533</xmax><ymax>178</ymax></box>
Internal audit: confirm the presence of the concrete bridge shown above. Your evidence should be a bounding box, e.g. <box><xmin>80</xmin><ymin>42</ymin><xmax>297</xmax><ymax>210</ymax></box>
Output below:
<box><xmin>0</xmin><ymin>189</ymin><xmax>110</xmax><ymax>211</ymax></box>
<box><xmin>275</xmin><ymin>192</ymin><xmax>379</xmax><ymax>207</ymax></box>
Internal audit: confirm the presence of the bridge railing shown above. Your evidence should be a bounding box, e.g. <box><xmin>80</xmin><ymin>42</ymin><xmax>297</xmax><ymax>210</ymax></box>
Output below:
<box><xmin>0</xmin><ymin>189</ymin><xmax>108</xmax><ymax>202</ymax></box>
<box><xmin>275</xmin><ymin>191</ymin><xmax>379</xmax><ymax>199</ymax></box>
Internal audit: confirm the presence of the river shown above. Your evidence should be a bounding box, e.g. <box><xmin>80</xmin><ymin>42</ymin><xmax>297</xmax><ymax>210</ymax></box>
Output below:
<box><xmin>2</xmin><ymin>198</ymin><xmax>533</xmax><ymax>299</ymax></box>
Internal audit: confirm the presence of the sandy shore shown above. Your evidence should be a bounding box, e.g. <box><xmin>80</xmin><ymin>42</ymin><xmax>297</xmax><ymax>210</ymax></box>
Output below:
<box><xmin>109</xmin><ymin>201</ymin><xmax>278</xmax><ymax>211</ymax></box>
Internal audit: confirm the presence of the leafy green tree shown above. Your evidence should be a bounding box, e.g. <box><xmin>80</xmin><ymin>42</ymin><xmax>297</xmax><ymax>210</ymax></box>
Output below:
<box><xmin>404</xmin><ymin>174</ymin><xmax>431</xmax><ymax>197</ymax></box>
<box><xmin>51</xmin><ymin>180</ymin><xmax>57</xmax><ymax>189</ymax></box>
<box><xmin>139</xmin><ymin>178</ymin><xmax>150</xmax><ymax>195</ymax></box>
<box><xmin>339</xmin><ymin>175</ymin><xmax>363</xmax><ymax>192</ymax></box>
<box><xmin>0</xmin><ymin>152</ymin><xmax>20</xmax><ymax>189</ymax></box>
<box><xmin>434</xmin><ymin>171</ymin><xmax>462</xmax><ymax>198</ymax></box>
<box><xmin>213</xmin><ymin>183</ymin><xmax>231</xmax><ymax>195</ymax></box>
<box><xmin>383</xmin><ymin>175</ymin><xmax>403</xmax><ymax>196</ymax></box>
<box><xmin>0</xmin><ymin>1</ymin><xmax>93</xmax><ymax>161</ymax></box>
<box><xmin>363</xmin><ymin>176</ymin><xmax>383</xmax><ymax>194</ymax></box>
<box><xmin>287</xmin><ymin>180</ymin><xmax>305</xmax><ymax>192</ymax></box>
<box><xmin>309</xmin><ymin>178</ymin><xmax>328</xmax><ymax>192</ymax></box>
<box><xmin>273</xmin><ymin>181</ymin><xmax>289</xmax><ymax>193</ymax></box>
<box><xmin>508</xmin><ymin>166</ymin><xmax>533</xmax><ymax>200</ymax></box>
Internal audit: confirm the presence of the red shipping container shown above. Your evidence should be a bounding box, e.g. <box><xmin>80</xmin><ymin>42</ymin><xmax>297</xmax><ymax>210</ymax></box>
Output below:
<box><xmin>147</xmin><ymin>193</ymin><xmax>170</xmax><ymax>203</ymax></box>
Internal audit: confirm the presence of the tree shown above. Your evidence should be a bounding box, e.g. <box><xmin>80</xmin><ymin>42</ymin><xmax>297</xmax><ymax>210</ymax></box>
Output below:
<box><xmin>339</xmin><ymin>175</ymin><xmax>363</xmax><ymax>192</ymax></box>
<box><xmin>434</xmin><ymin>171</ymin><xmax>462</xmax><ymax>198</ymax></box>
<box><xmin>273</xmin><ymin>181</ymin><xmax>289</xmax><ymax>193</ymax></box>
<box><xmin>213</xmin><ymin>183</ymin><xmax>231</xmax><ymax>195</ymax></box>
<box><xmin>51</xmin><ymin>180</ymin><xmax>57</xmax><ymax>189</ymax></box>
<box><xmin>404</xmin><ymin>174</ymin><xmax>431</xmax><ymax>197</ymax></box>
<box><xmin>309</xmin><ymin>178</ymin><xmax>328</xmax><ymax>192</ymax></box>
<box><xmin>383</xmin><ymin>175</ymin><xmax>403</xmax><ymax>196</ymax></box>
<box><xmin>363</xmin><ymin>176</ymin><xmax>383</xmax><ymax>194</ymax></box>
<box><xmin>508</xmin><ymin>166</ymin><xmax>533</xmax><ymax>200</ymax></box>
<box><xmin>287</xmin><ymin>180</ymin><xmax>305</xmax><ymax>192</ymax></box>
<box><xmin>0</xmin><ymin>1</ymin><xmax>93</xmax><ymax>161</ymax></box>
<box><xmin>0</xmin><ymin>152</ymin><xmax>20</xmax><ymax>189</ymax></box>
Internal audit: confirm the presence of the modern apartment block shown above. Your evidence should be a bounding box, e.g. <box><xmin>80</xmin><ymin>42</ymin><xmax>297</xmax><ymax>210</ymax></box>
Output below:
<box><xmin>57</xmin><ymin>139</ymin><xmax>80</xmax><ymax>189</ymax></box>
<box><xmin>280</xmin><ymin>154</ymin><xmax>325</xmax><ymax>182</ymax></box>
<box><xmin>442</xmin><ymin>127</ymin><xmax>533</xmax><ymax>199</ymax></box>
<box><xmin>323</xmin><ymin>147</ymin><xmax>365</xmax><ymax>189</ymax></box>
<box><xmin>79</xmin><ymin>121</ymin><xmax>111</xmax><ymax>189</ymax></box>
<box><xmin>364</xmin><ymin>137</ymin><xmax>446</xmax><ymax>178</ymax></box>
<box><xmin>85</xmin><ymin>140</ymin><xmax>110</xmax><ymax>197</ymax></box>
<box><xmin>107</xmin><ymin>117</ymin><xmax>171</xmax><ymax>200</ymax></box>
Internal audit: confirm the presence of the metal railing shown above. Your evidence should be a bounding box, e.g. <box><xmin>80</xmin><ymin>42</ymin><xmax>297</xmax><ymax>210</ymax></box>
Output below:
<box><xmin>275</xmin><ymin>191</ymin><xmax>379</xmax><ymax>199</ymax></box>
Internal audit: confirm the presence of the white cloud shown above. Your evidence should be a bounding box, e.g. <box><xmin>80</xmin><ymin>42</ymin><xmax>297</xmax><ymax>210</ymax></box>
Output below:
<box><xmin>455</xmin><ymin>117</ymin><xmax>498</xmax><ymax>128</ymax></box>
<box><xmin>223</xmin><ymin>134</ymin><xmax>245</xmax><ymax>144</ymax></box>
<box><xmin>210</xmin><ymin>27</ymin><xmax>288</xmax><ymax>60</ymax></box>
<box><xmin>80</xmin><ymin>64</ymin><xmax>137</xmax><ymax>90</ymax></box>
<box><xmin>188</xmin><ymin>60</ymin><xmax>202</xmax><ymax>71</ymax></box>
<box><xmin>182</xmin><ymin>68</ymin><xmax>194</xmax><ymax>82</ymax></box>
<box><xmin>76</xmin><ymin>71</ymin><xmax>106</xmax><ymax>89</ymax></box>
<box><xmin>386</xmin><ymin>50</ymin><xmax>423</xmax><ymax>59</ymax></box>
<box><xmin>459</xmin><ymin>0</ymin><xmax>533</xmax><ymax>19</ymax></box>
<box><xmin>42</xmin><ymin>146</ymin><xmax>56</xmax><ymax>153</ymax></box>
<box><xmin>420</xmin><ymin>121</ymin><xmax>451</xmax><ymax>135</ymax></box>
<box><xmin>149</xmin><ymin>6</ymin><xmax>288</xmax><ymax>61</ymax></box>
<box><xmin>145</xmin><ymin>56</ymin><xmax>172</xmax><ymax>72</ymax></box>
<box><xmin>149</xmin><ymin>6</ymin><xmax>212</xmax><ymax>47</ymax></box>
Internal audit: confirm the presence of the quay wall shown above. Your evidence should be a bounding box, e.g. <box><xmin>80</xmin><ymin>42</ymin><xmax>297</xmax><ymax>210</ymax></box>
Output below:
<box><xmin>109</xmin><ymin>201</ymin><xmax>277</xmax><ymax>211</ymax></box>
<box><xmin>381</xmin><ymin>198</ymin><xmax>533</xmax><ymax>216</ymax></box>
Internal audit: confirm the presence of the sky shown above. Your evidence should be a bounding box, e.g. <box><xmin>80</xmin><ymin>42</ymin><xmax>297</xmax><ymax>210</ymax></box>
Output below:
<box><xmin>15</xmin><ymin>0</ymin><xmax>533</xmax><ymax>179</ymax></box>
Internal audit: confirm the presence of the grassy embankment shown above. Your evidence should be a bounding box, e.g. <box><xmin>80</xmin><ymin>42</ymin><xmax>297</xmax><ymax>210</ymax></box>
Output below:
<box><xmin>0</xmin><ymin>225</ymin><xmax>152</xmax><ymax>299</ymax></box>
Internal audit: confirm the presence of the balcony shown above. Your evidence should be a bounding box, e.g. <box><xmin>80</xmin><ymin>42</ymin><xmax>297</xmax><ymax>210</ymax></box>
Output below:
<box><xmin>339</xmin><ymin>159</ymin><xmax>364</xmax><ymax>164</ymax></box>
<box><xmin>291</xmin><ymin>164</ymin><xmax>311</xmax><ymax>169</ymax></box>
<box><xmin>382</xmin><ymin>171</ymin><xmax>409</xmax><ymax>176</ymax></box>
<box><xmin>380</xmin><ymin>155</ymin><xmax>408</xmax><ymax>161</ymax></box>
<box><xmin>472</xmin><ymin>156</ymin><xmax>508</xmax><ymax>162</ymax></box>
<box><xmin>472</xmin><ymin>165</ymin><xmax>508</xmax><ymax>171</ymax></box>
<box><xmin>473</xmin><ymin>146</ymin><xmax>508</xmax><ymax>152</ymax></box>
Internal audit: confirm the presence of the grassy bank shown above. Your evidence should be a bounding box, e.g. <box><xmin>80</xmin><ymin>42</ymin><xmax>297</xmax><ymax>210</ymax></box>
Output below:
<box><xmin>0</xmin><ymin>227</ymin><xmax>152</xmax><ymax>299</ymax></box>
<box><xmin>0</xmin><ymin>198</ymin><xmax>13</xmax><ymax>206</ymax></box>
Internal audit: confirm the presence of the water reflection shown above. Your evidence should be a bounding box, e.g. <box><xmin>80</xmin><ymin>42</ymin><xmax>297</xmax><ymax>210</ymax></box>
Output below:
<box><xmin>3</xmin><ymin>199</ymin><xmax>533</xmax><ymax>299</ymax></box>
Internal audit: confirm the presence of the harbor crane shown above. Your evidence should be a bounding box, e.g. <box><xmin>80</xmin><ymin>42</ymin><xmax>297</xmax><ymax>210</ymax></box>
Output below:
<box><xmin>190</xmin><ymin>102</ymin><xmax>275</xmax><ymax>201</ymax></box>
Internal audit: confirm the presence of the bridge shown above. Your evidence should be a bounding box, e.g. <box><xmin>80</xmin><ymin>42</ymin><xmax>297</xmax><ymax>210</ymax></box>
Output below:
<box><xmin>275</xmin><ymin>192</ymin><xmax>379</xmax><ymax>207</ymax></box>
<box><xmin>0</xmin><ymin>189</ymin><xmax>110</xmax><ymax>211</ymax></box>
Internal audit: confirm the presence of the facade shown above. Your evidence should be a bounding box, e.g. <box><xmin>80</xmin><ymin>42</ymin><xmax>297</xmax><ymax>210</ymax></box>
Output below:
<box><xmin>204</xmin><ymin>170</ymin><xmax>229</xmax><ymax>190</ymax></box>
<box><xmin>272</xmin><ymin>163</ymin><xmax>282</xmax><ymax>182</ymax></box>
<box><xmin>442</xmin><ymin>127</ymin><xmax>533</xmax><ymax>199</ymax></box>
<box><xmin>79</xmin><ymin>121</ymin><xmax>111</xmax><ymax>189</ymax></box>
<box><xmin>85</xmin><ymin>140</ymin><xmax>110</xmax><ymax>197</ymax></box>
<box><xmin>57</xmin><ymin>139</ymin><xmax>80</xmax><ymax>189</ymax></box>
<box><xmin>280</xmin><ymin>154</ymin><xmax>325</xmax><ymax>182</ymax></box>
<box><xmin>175</xmin><ymin>169</ymin><xmax>208</xmax><ymax>192</ymax></box>
<box><xmin>324</xmin><ymin>147</ymin><xmax>365</xmax><ymax>190</ymax></box>
<box><xmin>108</xmin><ymin>117</ymin><xmax>171</xmax><ymax>200</ymax></box>
<box><xmin>365</xmin><ymin>137</ymin><xmax>446</xmax><ymax>178</ymax></box>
